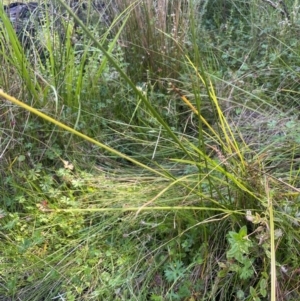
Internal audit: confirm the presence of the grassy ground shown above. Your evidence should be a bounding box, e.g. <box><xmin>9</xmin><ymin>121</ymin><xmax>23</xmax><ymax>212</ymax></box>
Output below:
<box><xmin>1</xmin><ymin>0</ymin><xmax>300</xmax><ymax>300</ymax></box>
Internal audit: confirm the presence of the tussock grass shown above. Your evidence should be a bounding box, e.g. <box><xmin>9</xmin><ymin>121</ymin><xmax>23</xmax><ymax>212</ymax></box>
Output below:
<box><xmin>0</xmin><ymin>0</ymin><xmax>300</xmax><ymax>300</ymax></box>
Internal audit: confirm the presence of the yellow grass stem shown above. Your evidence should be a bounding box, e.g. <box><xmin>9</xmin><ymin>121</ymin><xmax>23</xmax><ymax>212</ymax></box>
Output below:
<box><xmin>0</xmin><ymin>89</ymin><xmax>168</xmax><ymax>178</ymax></box>
<box><xmin>265</xmin><ymin>175</ymin><xmax>276</xmax><ymax>301</ymax></box>
<box><xmin>42</xmin><ymin>206</ymin><xmax>241</xmax><ymax>214</ymax></box>
<box><xmin>184</xmin><ymin>56</ymin><xmax>246</xmax><ymax>168</ymax></box>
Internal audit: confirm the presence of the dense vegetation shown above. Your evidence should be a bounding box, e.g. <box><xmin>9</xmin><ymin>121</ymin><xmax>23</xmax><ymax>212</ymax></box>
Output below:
<box><xmin>1</xmin><ymin>0</ymin><xmax>300</xmax><ymax>300</ymax></box>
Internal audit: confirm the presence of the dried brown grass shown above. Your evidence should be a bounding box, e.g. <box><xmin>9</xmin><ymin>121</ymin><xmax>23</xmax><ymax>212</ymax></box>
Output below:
<box><xmin>112</xmin><ymin>0</ymin><xmax>193</xmax><ymax>79</ymax></box>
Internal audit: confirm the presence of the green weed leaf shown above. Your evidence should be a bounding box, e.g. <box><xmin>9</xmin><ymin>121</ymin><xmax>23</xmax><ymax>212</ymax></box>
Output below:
<box><xmin>164</xmin><ymin>260</ymin><xmax>185</xmax><ymax>283</ymax></box>
<box><xmin>226</xmin><ymin>226</ymin><xmax>252</xmax><ymax>263</ymax></box>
